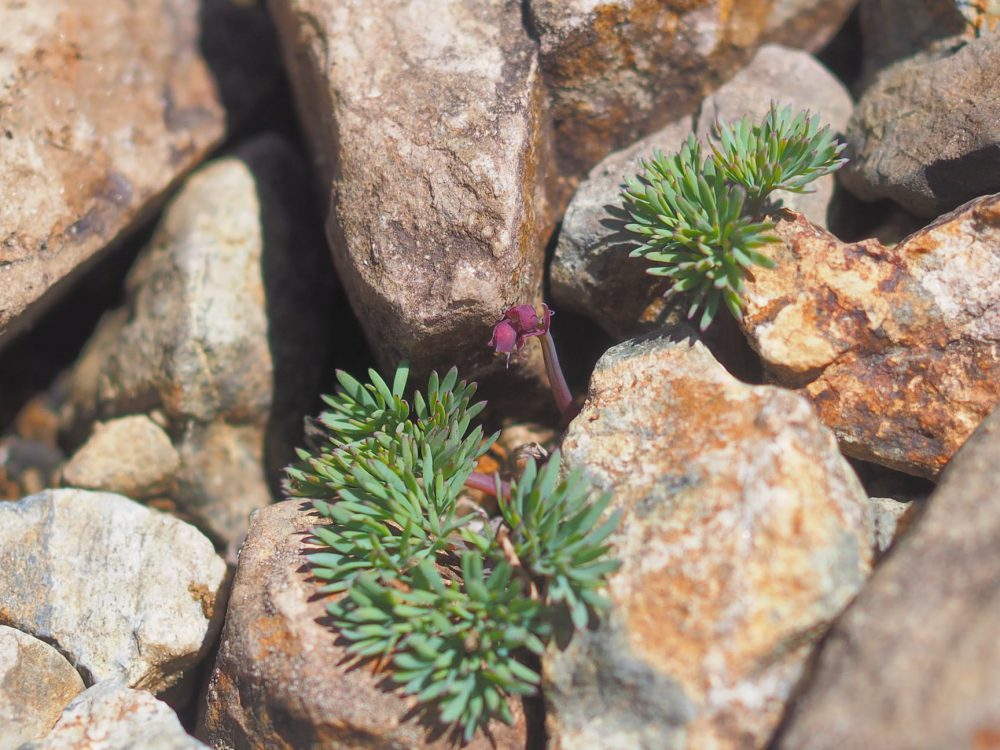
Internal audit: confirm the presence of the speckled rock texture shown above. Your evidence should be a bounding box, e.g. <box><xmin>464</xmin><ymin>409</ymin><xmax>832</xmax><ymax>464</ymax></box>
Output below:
<box><xmin>61</xmin><ymin>135</ymin><xmax>334</xmax><ymax>550</ymax></box>
<box><xmin>546</xmin><ymin>333</ymin><xmax>871</xmax><ymax>750</ymax></box>
<box><xmin>775</xmin><ymin>407</ymin><xmax>1000</xmax><ymax>750</ymax></box>
<box><xmin>20</xmin><ymin>679</ymin><xmax>208</xmax><ymax>750</ymax></box>
<box><xmin>740</xmin><ymin>194</ymin><xmax>1000</xmax><ymax>478</ymax></box>
<box><xmin>841</xmin><ymin>32</ymin><xmax>1000</xmax><ymax>217</ymax></box>
<box><xmin>61</xmin><ymin>415</ymin><xmax>179</xmax><ymax>500</ymax></box>
<box><xmin>550</xmin><ymin>45</ymin><xmax>852</xmax><ymax>339</ymax></box>
<box><xmin>526</xmin><ymin>0</ymin><xmax>772</xmax><ymax>178</ymax></box>
<box><xmin>198</xmin><ymin>500</ymin><xmax>528</xmax><ymax>749</ymax></box>
<box><xmin>0</xmin><ymin>489</ymin><xmax>226</xmax><ymax>694</ymax></box>
<box><xmin>0</xmin><ymin>0</ymin><xmax>279</xmax><ymax>350</ymax></box>
<box><xmin>0</xmin><ymin>625</ymin><xmax>85</xmax><ymax>749</ymax></box>
<box><xmin>268</xmin><ymin>0</ymin><xmax>554</xmax><ymax>383</ymax></box>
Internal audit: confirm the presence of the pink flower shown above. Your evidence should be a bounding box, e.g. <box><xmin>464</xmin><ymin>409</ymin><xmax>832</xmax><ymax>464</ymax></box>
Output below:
<box><xmin>488</xmin><ymin>304</ymin><xmax>552</xmax><ymax>362</ymax></box>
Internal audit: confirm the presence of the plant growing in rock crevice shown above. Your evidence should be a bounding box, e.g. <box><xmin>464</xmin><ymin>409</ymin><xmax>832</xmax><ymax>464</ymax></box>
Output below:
<box><xmin>622</xmin><ymin>103</ymin><xmax>847</xmax><ymax>330</ymax></box>
<box><xmin>285</xmin><ymin>362</ymin><xmax>619</xmax><ymax>741</ymax></box>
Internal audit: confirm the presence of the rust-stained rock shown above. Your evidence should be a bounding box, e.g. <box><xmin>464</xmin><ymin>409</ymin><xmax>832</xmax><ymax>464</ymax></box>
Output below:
<box><xmin>0</xmin><ymin>625</ymin><xmax>85</xmax><ymax>749</ymax></box>
<box><xmin>740</xmin><ymin>194</ymin><xmax>1000</xmax><ymax>477</ymax></box>
<box><xmin>0</xmin><ymin>0</ymin><xmax>279</xmax><ymax>350</ymax></box>
<box><xmin>840</xmin><ymin>32</ymin><xmax>1000</xmax><ymax>218</ymax></box>
<box><xmin>764</xmin><ymin>0</ymin><xmax>858</xmax><ymax>52</ymax></box>
<box><xmin>550</xmin><ymin>45</ymin><xmax>851</xmax><ymax>340</ymax></box>
<box><xmin>775</xmin><ymin>406</ymin><xmax>1000</xmax><ymax>750</ymax></box>
<box><xmin>546</xmin><ymin>333</ymin><xmax>871</xmax><ymax>750</ymax></box>
<box><xmin>61</xmin><ymin>135</ymin><xmax>334</xmax><ymax>550</ymax></box>
<box><xmin>268</xmin><ymin>0</ymin><xmax>554</xmax><ymax>381</ymax></box>
<box><xmin>198</xmin><ymin>500</ymin><xmax>528</xmax><ymax>749</ymax></box>
<box><xmin>527</xmin><ymin>0</ymin><xmax>773</xmax><ymax>178</ymax></box>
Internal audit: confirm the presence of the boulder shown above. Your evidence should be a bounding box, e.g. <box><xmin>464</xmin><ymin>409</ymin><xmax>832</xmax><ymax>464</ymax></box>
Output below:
<box><xmin>268</xmin><ymin>0</ymin><xmax>554</xmax><ymax>381</ymax></box>
<box><xmin>546</xmin><ymin>333</ymin><xmax>871</xmax><ymax>749</ymax></box>
<box><xmin>740</xmin><ymin>194</ymin><xmax>1000</xmax><ymax>477</ymax></box>
<box><xmin>0</xmin><ymin>0</ymin><xmax>279</xmax><ymax>350</ymax></box>
<box><xmin>199</xmin><ymin>500</ymin><xmax>527</xmax><ymax>749</ymax></box>
<box><xmin>0</xmin><ymin>625</ymin><xmax>85</xmax><ymax>749</ymax></box>
<box><xmin>0</xmin><ymin>489</ymin><xmax>226</xmax><ymax>694</ymax></box>
<box><xmin>776</xmin><ymin>407</ymin><xmax>1000</xmax><ymax>749</ymax></box>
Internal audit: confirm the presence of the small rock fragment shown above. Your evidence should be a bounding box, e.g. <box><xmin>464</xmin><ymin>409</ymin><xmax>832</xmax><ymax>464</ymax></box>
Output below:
<box><xmin>0</xmin><ymin>625</ymin><xmax>85</xmax><ymax>749</ymax></box>
<box><xmin>0</xmin><ymin>489</ymin><xmax>226</xmax><ymax>694</ymax></box>
<box><xmin>776</xmin><ymin>407</ymin><xmax>1000</xmax><ymax>749</ymax></box>
<box><xmin>547</xmin><ymin>333</ymin><xmax>871</xmax><ymax>749</ymax></box>
<box><xmin>867</xmin><ymin>496</ymin><xmax>914</xmax><ymax>557</ymax></box>
<box><xmin>20</xmin><ymin>679</ymin><xmax>208</xmax><ymax>750</ymax></box>
<box><xmin>740</xmin><ymin>193</ymin><xmax>1000</xmax><ymax>477</ymax></box>
<box><xmin>61</xmin><ymin>415</ymin><xmax>179</xmax><ymax>499</ymax></box>
<box><xmin>198</xmin><ymin>500</ymin><xmax>526</xmax><ymax>749</ymax></box>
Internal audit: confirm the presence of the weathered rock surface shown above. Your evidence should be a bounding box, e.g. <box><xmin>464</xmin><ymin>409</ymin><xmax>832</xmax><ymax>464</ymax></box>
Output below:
<box><xmin>527</xmin><ymin>0</ymin><xmax>771</xmax><ymax>178</ymax></box>
<box><xmin>0</xmin><ymin>0</ymin><xmax>279</xmax><ymax>350</ymax></box>
<box><xmin>62</xmin><ymin>135</ymin><xmax>334</xmax><ymax>548</ymax></box>
<box><xmin>867</xmin><ymin>497</ymin><xmax>913</xmax><ymax>557</ymax></box>
<box><xmin>776</xmin><ymin>407</ymin><xmax>1000</xmax><ymax>749</ymax></box>
<box><xmin>20</xmin><ymin>679</ymin><xmax>208</xmax><ymax>750</ymax></box>
<box><xmin>859</xmin><ymin>0</ymin><xmax>999</xmax><ymax>78</ymax></box>
<box><xmin>268</xmin><ymin>0</ymin><xmax>553</xmax><ymax>380</ymax></box>
<box><xmin>0</xmin><ymin>625</ymin><xmax>85</xmax><ymax>749</ymax></box>
<box><xmin>199</xmin><ymin>500</ymin><xmax>527</xmax><ymax>749</ymax></box>
<box><xmin>546</xmin><ymin>333</ymin><xmax>871</xmax><ymax>750</ymax></box>
<box><xmin>550</xmin><ymin>45</ymin><xmax>852</xmax><ymax>339</ymax></box>
<box><xmin>740</xmin><ymin>194</ymin><xmax>1000</xmax><ymax>477</ymax></box>
<box><xmin>841</xmin><ymin>32</ymin><xmax>1000</xmax><ymax>217</ymax></box>
<box><xmin>0</xmin><ymin>489</ymin><xmax>226</xmax><ymax>693</ymax></box>
<box><xmin>61</xmin><ymin>415</ymin><xmax>179</xmax><ymax>500</ymax></box>
<box><xmin>764</xmin><ymin>0</ymin><xmax>858</xmax><ymax>52</ymax></box>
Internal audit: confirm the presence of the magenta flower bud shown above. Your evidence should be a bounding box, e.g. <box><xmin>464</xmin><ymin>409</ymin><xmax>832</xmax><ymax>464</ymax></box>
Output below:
<box><xmin>488</xmin><ymin>319</ymin><xmax>518</xmax><ymax>355</ymax></box>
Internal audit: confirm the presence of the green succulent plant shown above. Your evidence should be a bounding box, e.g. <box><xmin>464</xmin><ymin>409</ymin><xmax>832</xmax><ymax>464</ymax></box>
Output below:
<box><xmin>622</xmin><ymin>103</ymin><xmax>847</xmax><ymax>330</ymax></box>
<box><xmin>285</xmin><ymin>363</ymin><xmax>621</xmax><ymax>741</ymax></box>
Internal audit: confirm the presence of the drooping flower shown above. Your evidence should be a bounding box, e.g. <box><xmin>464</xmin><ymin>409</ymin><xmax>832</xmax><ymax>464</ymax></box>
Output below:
<box><xmin>488</xmin><ymin>304</ymin><xmax>552</xmax><ymax>362</ymax></box>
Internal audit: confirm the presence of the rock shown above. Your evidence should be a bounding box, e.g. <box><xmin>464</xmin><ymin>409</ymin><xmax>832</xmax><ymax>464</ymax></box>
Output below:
<box><xmin>0</xmin><ymin>489</ymin><xmax>226</xmax><ymax>694</ymax></box>
<box><xmin>764</xmin><ymin>0</ymin><xmax>858</xmax><ymax>52</ymax></box>
<box><xmin>62</xmin><ymin>135</ymin><xmax>334</xmax><ymax>548</ymax></box>
<box><xmin>20</xmin><ymin>679</ymin><xmax>208</xmax><ymax>750</ymax></box>
<box><xmin>0</xmin><ymin>625</ymin><xmax>85</xmax><ymax>749</ymax></box>
<box><xmin>268</xmin><ymin>0</ymin><xmax>554</xmax><ymax>382</ymax></box>
<box><xmin>859</xmin><ymin>0</ymin><xmax>999</xmax><ymax>78</ymax></box>
<box><xmin>841</xmin><ymin>33</ymin><xmax>1000</xmax><ymax>217</ymax></box>
<box><xmin>0</xmin><ymin>0</ymin><xmax>279</xmax><ymax>350</ymax></box>
<box><xmin>867</xmin><ymin>496</ymin><xmax>913</xmax><ymax>557</ymax></box>
<box><xmin>546</xmin><ymin>333</ymin><xmax>871</xmax><ymax>750</ymax></box>
<box><xmin>775</xmin><ymin>406</ymin><xmax>1000</xmax><ymax>749</ymax></box>
<box><xmin>61</xmin><ymin>415</ymin><xmax>179</xmax><ymax>500</ymax></box>
<box><xmin>550</xmin><ymin>45</ymin><xmax>852</xmax><ymax>339</ymax></box>
<box><xmin>198</xmin><ymin>500</ymin><xmax>527</xmax><ymax>749</ymax></box>
<box><xmin>527</xmin><ymin>0</ymin><xmax>771</xmax><ymax>178</ymax></box>
<box><xmin>739</xmin><ymin>193</ymin><xmax>1000</xmax><ymax>478</ymax></box>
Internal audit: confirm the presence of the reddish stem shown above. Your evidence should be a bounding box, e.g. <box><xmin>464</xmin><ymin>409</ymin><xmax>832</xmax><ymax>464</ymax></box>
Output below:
<box><xmin>540</xmin><ymin>332</ymin><xmax>579</xmax><ymax>424</ymax></box>
<box><xmin>464</xmin><ymin>471</ymin><xmax>510</xmax><ymax>499</ymax></box>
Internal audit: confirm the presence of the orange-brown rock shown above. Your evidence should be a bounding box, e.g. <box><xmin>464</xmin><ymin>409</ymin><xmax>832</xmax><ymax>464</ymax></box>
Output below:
<box><xmin>547</xmin><ymin>333</ymin><xmax>871</xmax><ymax>749</ymax></box>
<box><xmin>741</xmin><ymin>194</ymin><xmax>1000</xmax><ymax>477</ymax></box>
<box><xmin>527</xmin><ymin>0</ymin><xmax>773</xmax><ymax>178</ymax></box>
<box><xmin>0</xmin><ymin>0</ymin><xmax>279</xmax><ymax>350</ymax></box>
<box><xmin>267</xmin><ymin>0</ymin><xmax>554</xmax><ymax>383</ymax></box>
<box><xmin>198</xmin><ymin>500</ymin><xmax>528</xmax><ymax>749</ymax></box>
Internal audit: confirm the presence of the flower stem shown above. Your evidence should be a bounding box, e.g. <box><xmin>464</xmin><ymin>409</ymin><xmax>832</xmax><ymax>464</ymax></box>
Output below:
<box><xmin>540</xmin><ymin>332</ymin><xmax>579</xmax><ymax>423</ymax></box>
<box><xmin>464</xmin><ymin>471</ymin><xmax>510</xmax><ymax>499</ymax></box>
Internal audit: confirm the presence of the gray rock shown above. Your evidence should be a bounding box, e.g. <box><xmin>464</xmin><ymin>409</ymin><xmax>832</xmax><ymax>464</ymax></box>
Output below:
<box><xmin>550</xmin><ymin>45</ymin><xmax>852</xmax><ymax>339</ymax></box>
<box><xmin>0</xmin><ymin>489</ymin><xmax>226</xmax><ymax>694</ymax></box>
<box><xmin>61</xmin><ymin>415</ymin><xmax>179</xmax><ymax>500</ymax></box>
<box><xmin>0</xmin><ymin>0</ymin><xmax>279</xmax><ymax>351</ymax></box>
<box><xmin>527</xmin><ymin>0</ymin><xmax>772</xmax><ymax>179</ymax></box>
<box><xmin>62</xmin><ymin>135</ymin><xmax>334</xmax><ymax>548</ymax></box>
<box><xmin>867</xmin><ymin>496</ymin><xmax>913</xmax><ymax>557</ymax></box>
<box><xmin>198</xmin><ymin>500</ymin><xmax>526</xmax><ymax>749</ymax></box>
<box><xmin>776</xmin><ymin>406</ymin><xmax>1000</xmax><ymax>749</ymax></box>
<box><xmin>20</xmin><ymin>679</ymin><xmax>208</xmax><ymax>750</ymax></box>
<box><xmin>841</xmin><ymin>32</ymin><xmax>1000</xmax><ymax>217</ymax></box>
<box><xmin>0</xmin><ymin>626</ymin><xmax>85</xmax><ymax>750</ymax></box>
<box><xmin>547</xmin><ymin>333</ymin><xmax>872</xmax><ymax>749</ymax></box>
<box><xmin>765</xmin><ymin>0</ymin><xmax>858</xmax><ymax>52</ymax></box>
<box><xmin>267</xmin><ymin>0</ymin><xmax>554</xmax><ymax>382</ymax></box>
